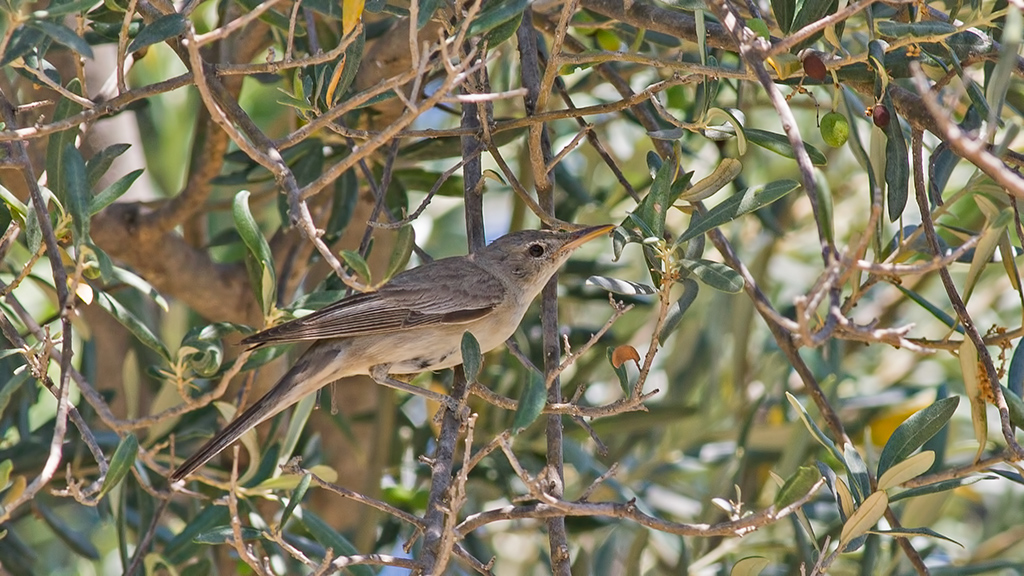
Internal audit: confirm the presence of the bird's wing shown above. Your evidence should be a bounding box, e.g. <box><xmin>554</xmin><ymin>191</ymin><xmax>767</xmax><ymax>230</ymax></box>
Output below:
<box><xmin>241</xmin><ymin>256</ymin><xmax>506</xmax><ymax>346</ymax></box>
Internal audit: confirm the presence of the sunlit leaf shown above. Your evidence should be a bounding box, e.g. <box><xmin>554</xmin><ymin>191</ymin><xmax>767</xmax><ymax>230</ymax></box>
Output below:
<box><xmin>839</xmin><ymin>490</ymin><xmax>888</xmax><ymax>549</ymax></box>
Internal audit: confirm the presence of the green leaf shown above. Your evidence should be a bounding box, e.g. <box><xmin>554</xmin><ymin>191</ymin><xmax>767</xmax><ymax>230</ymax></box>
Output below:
<box><xmin>384</xmin><ymin>225</ymin><xmax>414</xmax><ymax>281</ymax></box>
<box><xmin>677</xmin><ymin>179</ymin><xmax>801</xmax><ymax>244</ymax></box>
<box><xmin>339</xmin><ymin>249</ymin><xmax>371</xmax><ymax>284</ymax></box>
<box><xmin>790</xmin><ymin>0</ymin><xmax>837</xmax><ymax>41</ymax></box>
<box><xmin>96</xmin><ymin>292</ymin><xmax>171</xmax><ymax>361</ymax></box>
<box><xmin>99</xmin><ymin>433</ymin><xmax>138</xmax><ymax>499</ymax></box>
<box><xmin>0</xmin><ymin>184</ymin><xmax>28</xmax><ymax>223</ymax></box>
<box><xmin>60</xmin><ymin>144</ymin><xmax>90</xmax><ymax>247</ymax></box>
<box><xmin>164</xmin><ymin>506</ymin><xmax>230</xmax><ymax>564</ymax></box>
<box><xmin>0</xmin><ymin>459</ymin><xmax>12</xmax><ymax>490</ymax></box>
<box><xmin>888</xmin><ymin>475</ymin><xmax>989</xmax><ymax>502</ymax></box>
<box><xmin>127</xmin><ymin>13</ymin><xmax>186</xmax><ymax>54</ymax></box>
<box><xmin>844</xmin><ymin>443</ymin><xmax>871</xmax><ymax>503</ymax></box>
<box><xmin>46</xmin><ymin>78</ymin><xmax>83</xmax><ymax>199</ymax></box>
<box><xmin>679</xmin><ymin>259</ymin><xmax>743</xmax><ymax>293</ymax></box>
<box><xmin>732</xmin><ymin>557</ymin><xmax>770</xmax><ymax>576</ymax></box>
<box><xmin>30</xmin><ymin>0</ymin><xmax>100</xmax><ymax>17</ymax></box>
<box><xmin>484</xmin><ymin>11</ymin><xmax>522</xmax><ymax>45</ymax></box>
<box><xmin>870</xmin><ymin>526</ymin><xmax>962</xmax><ymax>547</ymax></box>
<box><xmin>893</xmin><ymin>285</ymin><xmax>962</xmax><ymax>332</ymax></box>
<box><xmin>193</xmin><ymin>526</ymin><xmax>266</xmax><ymax>544</ymax></box>
<box><xmin>606</xmin><ymin>347</ymin><xmax>630</xmax><ymax>394</ymax></box>
<box><xmin>876</xmin><ymin>396</ymin><xmax>959</xmax><ymax>478</ymax></box>
<box><xmin>279</xmin><ymin>473</ymin><xmax>311</xmax><ymax>529</ymax></box>
<box><xmin>89</xmin><ymin>169</ymin><xmax>142</xmax><ymax>215</ymax></box>
<box><xmin>233</xmin><ymin>190</ymin><xmax>277</xmax><ymax>316</ymax></box>
<box><xmin>774</xmin><ymin>465</ymin><xmax>821</xmax><ymax>510</ymax></box>
<box><xmin>875</xmin><ymin>21</ymin><xmax>957</xmax><ymax>38</ymax></box>
<box><xmin>301</xmin><ymin>510</ymin><xmax>373</xmax><ymax>576</ymax></box>
<box><xmin>745</xmin><ymin>128</ymin><xmax>828</xmax><ymax>166</ymax></box>
<box><xmin>880</xmin><ymin>95</ymin><xmax>908</xmax><ymax>222</ymax></box>
<box><xmin>659</xmin><ymin>278</ymin><xmax>700</xmax><ymax>342</ymax></box>
<box><xmin>31</xmin><ymin>21</ymin><xmax>93</xmax><ymax>59</ymax></box>
<box><xmin>466</xmin><ymin>0</ymin><xmax>528</xmax><ymax>37</ymax></box>
<box><xmin>1009</xmin><ymin>339</ymin><xmax>1024</xmax><ymax>397</ymax></box>
<box><xmin>1000</xmin><ymin>385</ymin><xmax>1024</xmax><ymax>430</ymax></box>
<box><xmin>83</xmin><ymin>242</ymin><xmax>115</xmax><ymax>281</ymax></box>
<box><xmin>512</xmin><ymin>372</ymin><xmax>546</xmax><ymax>433</ymax></box>
<box><xmin>634</xmin><ymin>156</ymin><xmax>677</xmax><ymax>240</ymax></box>
<box><xmin>585</xmin><ymin>275</ymin><xmax>656</xmax><ymax>296</ymax></box>
<box><xmin>461</xmin><ymin>331</ymin><xmax>482</xmax><ymax>382</ymax></box>
<box><xmin>85</xmin><ymin>143</ymin><xmax>131</xmax><ymax>189</ymax></box>
<box><xmin>786</xmin><ymin>392</ymin><xmax>844</xmax><ymax>463</ymax></box>
<box><xmin>25</xmin><ymin>197</ymin><xmax>43</xmax><ymax>254</ymax></box>
<box><xmin>417</xmin><ymin>0</ymin><xmax>439</xmax><ymax>28</ymax></box>
<box><xmin>771</xmin><ymin>0</ymin><xmax>795</xmax><ymax>33</ymax></box>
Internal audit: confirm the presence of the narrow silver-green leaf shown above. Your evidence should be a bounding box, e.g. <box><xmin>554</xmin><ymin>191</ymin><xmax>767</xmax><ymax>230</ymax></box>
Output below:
<box><xmin>876</xmin><ymin>396</ymin><xmax>959</xmax><ymax>477</ymax></box>
<box><xmin>679</xmin><ymin>259</ymin><xmax>743</xmax><ymax>293</ymax></box>
<box><xmin>888</xmin><ymin>475</ymin><xmax>989</xmax><ymax>502</ymax></box>
<box><xmin>99</xmin><ymin>433</ymin><xmax>138</xmax><ymax>499</ymax></box>
<box><xmin>606</xmin><ymin>347</ymin><xmax>630</xmax><ymax>394</ymax></box>
<box><xmin>677</xmin><ymin>179</ymin><xmax>800</xmax><ymax>244</ymax></box>
<box><xmin>659</xmin><ymin>278</ymin><xmax>700</xmax><ymax>342</ymax></box>
<box><xmin>786</xmin><ymin>392</ymin><xmax>844</xmax><ymax>463</ymax></box>
<box><xmin>1009</xmin><ymin>340</ymin><xmax>1024</xmax><ymax>397</ymax></box>
<box><xmin>461</xmin><ymin>331</ymin><xmax>482</xmax><ymax>382</ymax></box>
<box><xmin>127</xmin><ymin>13</ymin><xmax>186</xmax><ymax>54</ymax></box>
<box><xmin>85</xmin><ymin>143</ymin><xmax>131</xmax><ymax>189</ymax></box>
<box><xmin>111</xmin><ymin>266</ymin><xmax>169</xmax><ymax>311</ymax></box>
<box><xmin>0</xmin><ymin>184</ymin><xmax>28</xmax><ymax>222</ymax></box>
<box><xmin>744</xmin><ymin>129</ymin><xmax>828</xmax><ymax>166</ymax></box>
<box><xmin>774</xmin><ymin>465</ymin><xmax>821</xmax><ymax>510</ymax></box>
<box><xmin>301</xmin><ymin>511</ymin><xmax>373</xmax><ymax>576</ymax></box>
<box><xmin>193</xmin><ymin>526</ymin><xmax>266</xmax><ymax>544</ymax></box>
<box><xmin>512</xmin><ymin>372</ymin><xmax>546</xmax><ymax>433</ymax></box>
<box><xmin>89</xmin><ymin>169</ymin><xmax>142</xmax><ymax>214</ymax></box>
<box><xmin>339</xmin><ymin>249</ymin><xmax>371</xmax><ymax>284</ymax></box>
<box><xmin>32</xmin><ymin>21</ymin><xmax>94</xmax><ymax>59</ymax></box>
<box><xmin>870</xmin><ymin>526</ymin><xmax>962</xmax><ymax>547</ymax></box>
<box><xmin>60</xmin><ymin>144</ymin><xmax>90</xmax><ymax>247</ymax></box>
<box><xmin>384</xmin><ymin>225</ymin><xmax>414</xmax><ymax>281</ymax></box>
<box><xmin>45</xmin><ymin>79</ymin><xmax>83</xmax><ymax>199</ymax></box>
<box><xmin>586</xmin><ymin>275</ymin><xmax>656</xmax><ymax>296</ymax></box>
<box><xmin>279</xmin><ymin>473</ymin><xmax>311</xmax><ymax>529</ymax></box>
<box><xmin>881</xmin><ymin>94</ymin><xmax>909</xmax><ymax>221</ymax></box>
<box><xmin>233</xmin><ymin>190</ymin><xmax>276</xmax><ymax>315</ymax></box>
<box><xmin>96</xmin><ymin>292</ymin><xmax>171</xmax><ymax>361</ymax></box>
<box><xmin>875</xmin><ymin>21</ymin><xmax>957</xmax><ymax>38</ymax></box>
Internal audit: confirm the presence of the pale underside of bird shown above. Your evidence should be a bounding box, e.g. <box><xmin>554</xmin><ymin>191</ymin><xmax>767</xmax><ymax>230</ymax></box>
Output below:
<box><xmin>169</xmin><ymin>225</ymin><xmax>614</xmax><ymax>482</ymax></box>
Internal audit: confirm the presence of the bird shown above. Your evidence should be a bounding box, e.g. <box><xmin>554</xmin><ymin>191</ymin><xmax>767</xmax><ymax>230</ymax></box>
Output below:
<box><xmin>169</xmin><ymin>224</ymin><xmax>615</xmax><ymax>482</ymax></box>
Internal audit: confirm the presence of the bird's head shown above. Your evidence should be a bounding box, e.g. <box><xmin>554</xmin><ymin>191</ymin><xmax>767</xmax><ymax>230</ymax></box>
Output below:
<box><xmin>475</xmin><ymin>225</ymin><xmax>616</xmax><ymax>298</ymax></box>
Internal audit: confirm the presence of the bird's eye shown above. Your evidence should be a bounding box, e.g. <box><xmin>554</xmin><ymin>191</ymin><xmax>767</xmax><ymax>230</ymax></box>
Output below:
<box><xmin>528</xmin><ymin>244</ymin><xmax>545</xmax><ymax>257</ymax></box>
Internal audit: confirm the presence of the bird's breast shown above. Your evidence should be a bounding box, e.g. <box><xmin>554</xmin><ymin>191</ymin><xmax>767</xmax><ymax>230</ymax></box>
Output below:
<box><xmin>357</xmin><ymin>298</ymin><xmax>529</xmax><ymax>375</ymax></box>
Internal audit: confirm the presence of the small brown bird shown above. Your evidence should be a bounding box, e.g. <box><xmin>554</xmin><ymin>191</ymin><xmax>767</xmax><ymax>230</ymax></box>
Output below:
<box><xmin>170</xmin><ymin>225</ymin><xmax>615</xmax><ymax>482</ymax></box>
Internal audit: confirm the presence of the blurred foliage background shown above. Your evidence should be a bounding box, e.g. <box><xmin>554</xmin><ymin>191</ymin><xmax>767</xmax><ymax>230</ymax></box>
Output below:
<box><xmin>1</xmin><ymin>0</ymin><xmax>1024</xmax><ymax>573</ymax></box>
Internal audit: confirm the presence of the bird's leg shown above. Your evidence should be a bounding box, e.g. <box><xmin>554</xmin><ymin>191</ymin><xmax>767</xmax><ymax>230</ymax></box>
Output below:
<box><xmin>369</xmin><ymin>364</ymin><xmax>459</xmax><ymax>412</ymax></box>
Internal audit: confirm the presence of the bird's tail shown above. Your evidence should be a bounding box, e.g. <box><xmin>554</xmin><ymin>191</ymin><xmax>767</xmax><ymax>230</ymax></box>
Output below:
<box><xmin>170</xmin><ymin>342</ymin><xmax>346</xmax><ymax>483</ymax></box>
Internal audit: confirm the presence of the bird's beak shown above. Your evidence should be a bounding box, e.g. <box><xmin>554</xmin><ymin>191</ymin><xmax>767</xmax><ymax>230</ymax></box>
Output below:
<box><xmin>559</xmin><ymin>224</ymin><xmax>617</xmax><ymax>255</ymax></box>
